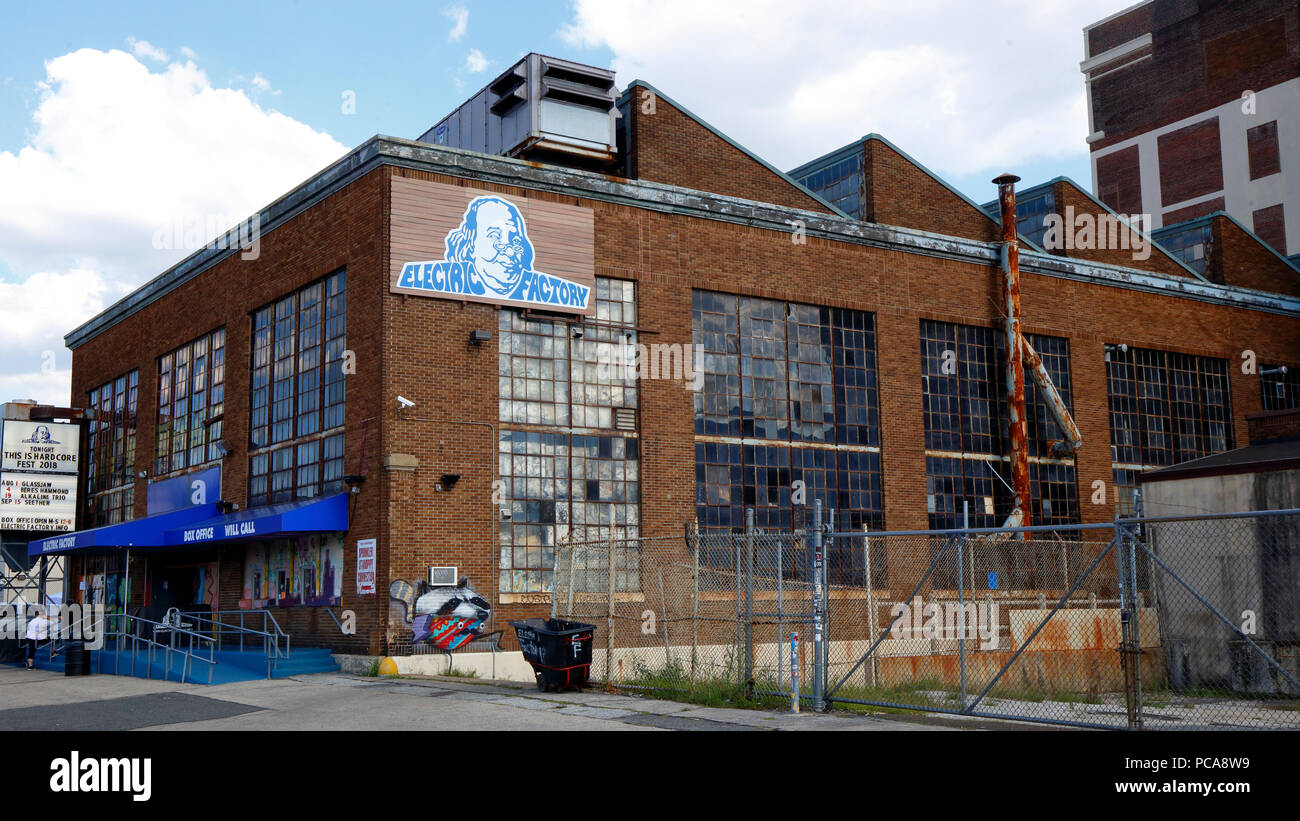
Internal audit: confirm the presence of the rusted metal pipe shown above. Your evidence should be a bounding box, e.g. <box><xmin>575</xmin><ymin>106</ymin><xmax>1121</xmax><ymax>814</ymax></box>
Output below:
<box><xmin>994</xmin><ymin>173</ymin><xmax>1032</xmax><ymax>531</ymax></box>
<box><xmin>1020</xmin><ymin>334</ymin><xmax>1083</xmax><ymax>456</ymax></box>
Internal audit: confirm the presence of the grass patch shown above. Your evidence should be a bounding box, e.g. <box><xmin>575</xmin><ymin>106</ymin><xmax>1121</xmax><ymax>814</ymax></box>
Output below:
<box><xmin>443</xmin><ymin>666</ymin><xmax>480</xmax><ymax>679</ymax></box>
<box><xmin>613</xmin><ymin>658</ymin><xmax>788</xmax><ymax>711</ymax></box>
<box><xmin>361</xmin><ymin>659</ymin><xmax>381</xmax><ymax>677</ymax></box>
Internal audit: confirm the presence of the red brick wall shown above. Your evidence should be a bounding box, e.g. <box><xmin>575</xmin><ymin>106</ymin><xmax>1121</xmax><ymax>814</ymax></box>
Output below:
<box><xmin>68</xmin><ymin>159</ymin><xmax>1300</xmax><ymax>655</ymax></box>
<box><xmin>626</xmin><ymin>85</ymin><xmax>831</xmax><ymax>213</ymax></box>
<box><xmin>1088</xmin><ymin>0</ymin><xmax>1299</xmax><ymax>151</ymax></box>
<box><xmin>1247</xmin><ymin>120</ymin><xmax>1282</xmax><ymax>180</ymax></box>
<box><xmin>1163</xmin><ymin>196</ymin><xmax>1223</xmax><ymax>225</ymax></box>
<box><xmin>1157</xmin><ymin>118</ymin><xmax>1223</xmax><ymax>206</ymax></box>
<box><xmin>1251</xmin><ymin>203</ymin><xmax>1287</xmax><ymax>254</ymax></box>
<box><xmin>1051</xmin><ymin>180</ymin><xmax>1191</xmax><ymax>277</ymax></box>
<box><xmin>1096</xmin><ymin>145</ymin><xmax>1144</xmax><ymax>218</ymax></box>
<box><xmin>864</xmin><ymin>139</ymin><xmax>1000</xmax><ymax>243</ymax></box>
<box><xmin>1213</xmin><ymin>212</ymin><xmax>1299</xmax><ymax>295</ymax></box>
<box><xmin>68</xmin><ymin>168</ymin><xmax>389</xmax><ymax>653</ymax></box>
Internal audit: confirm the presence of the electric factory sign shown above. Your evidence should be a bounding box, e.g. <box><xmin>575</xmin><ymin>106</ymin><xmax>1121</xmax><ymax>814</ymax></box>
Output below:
<box><xmin>389</xmin><ymin>178</ymin><xmax>595</xmax><ymax>316</ymax></box>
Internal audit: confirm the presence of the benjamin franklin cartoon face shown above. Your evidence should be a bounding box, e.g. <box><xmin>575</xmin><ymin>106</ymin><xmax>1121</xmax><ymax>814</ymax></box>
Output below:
<box><xmin>470</xmin><ymin>200</ymin><xmax>527</xmax><ymax>294</ymax></box>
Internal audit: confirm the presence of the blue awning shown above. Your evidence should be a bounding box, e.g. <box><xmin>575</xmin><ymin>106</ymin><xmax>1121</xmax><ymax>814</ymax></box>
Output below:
<box><xmin>28</xmin><ymin>503</ymin><xmax>222</xmax><ymax>556</ymax></box>
<box><xmin>161</xmin><ymin>493</ymin><xmax>349</xmax><ymax>547</ymax></box>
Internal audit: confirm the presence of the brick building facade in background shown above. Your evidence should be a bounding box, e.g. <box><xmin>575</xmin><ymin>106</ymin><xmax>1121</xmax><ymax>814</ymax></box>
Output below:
<box><xmin>1081</xmin><ymin>0</ymin><xmax>1300</xmax><ymax>256</ymax></box>
<box><xmin>43</xmin><ymin>52</ymin><xmax>1300</xmax><ymax>658</ymax></box>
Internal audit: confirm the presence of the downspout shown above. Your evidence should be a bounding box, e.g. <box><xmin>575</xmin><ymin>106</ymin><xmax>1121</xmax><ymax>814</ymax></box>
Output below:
<box><xmin>994</xmin><ymin>173</ymin><xmax>1031</xmax><ymax>533</ymax></box>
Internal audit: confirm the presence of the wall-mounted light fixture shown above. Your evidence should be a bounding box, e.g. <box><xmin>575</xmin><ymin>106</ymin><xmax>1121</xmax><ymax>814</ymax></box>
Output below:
<box><xmin>436</xmin><ymin>473</ymin><xmax>461</xmax><ymax>491</ymax></box>
<box><xmin>213</xmin><ymin>441</ymin><xmax>230</xmax><ymax>458</ymax></box>
<box><xmin>216</xmin><ymin>500</ymin><xmax>240</xmax><ymax>514</ymax></box>
<box><xmin>1104</xmin><ymin>343</ymin><xmax>1129</xmax><ymax>362</ymax></box>
<box><xmin>343</xmin><ymin>474</ymin><xmax>366</xmax><ymax>495</ymax></box>
<box><xmin>470</xmin><ymin>330</ymin><xmax>492</xmax><ymax>345</ymax></box>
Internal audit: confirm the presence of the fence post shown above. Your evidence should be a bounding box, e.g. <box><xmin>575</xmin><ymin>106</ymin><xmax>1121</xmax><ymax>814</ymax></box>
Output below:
<box><xmin>745</xmin><ymin>508</ymin><xmax>755</xmax><ymax>699</ymax></box>
<box><xmin>1115</xmin><ymin>518</ymin><xmax>1139</xmax><ymax>729</ymax></box>
<box><xmin>607</xmin><ymin>523</ymin><xmax>616</xmax><ymax>689</ymax></box>
<box><xmin>658</xmin><ymin>567</ymin><xmax>670</xmax><ymax>664</ymax></box>
<box><xmin>862</xmin><ymin>524</ymin><xmax>877</xmax><ymax>688</ymax></box>
<box><xmin>959</xmin><ymin>501</ymin><xmax>968</xmax><ymax>712</ymax></box>
<box><xmin>812</xmin><ymin>499</ymin><xmax>826</xmax><ymax>712</ymax></box>
<box><xmin>690</xmin><ymin>521</ymin><xmax>699</xmax><ymax>693</ymax></box>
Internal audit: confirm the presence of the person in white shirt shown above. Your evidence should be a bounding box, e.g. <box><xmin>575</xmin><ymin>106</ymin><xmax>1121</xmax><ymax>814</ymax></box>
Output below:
<box><xmin>24</xmin><ymin>611</ymin><xmax>56</xmax><ymax>670</ymax></box>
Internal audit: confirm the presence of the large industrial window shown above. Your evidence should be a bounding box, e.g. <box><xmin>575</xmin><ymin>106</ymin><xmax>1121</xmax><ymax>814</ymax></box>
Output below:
<box><xmin>156</xmin><ymin>328</ymin><xmax>225</xmax><ymax>476</ymax></box>
<box><xmin>1106</xmin><ymin>346</ymin><xmax>1233</xmax><ymax>512</ymax></box>
<box><xmin>497</xmin><ymin>277</ymin><xmax>641</xmax><ymax>594</ymax></box>
<box><xmin>692</xmin><ymin>291</ymin><xmax>884</xmax><ymax>581</ymax></box>
<box><xmin>919</xmin><ymin>320</ymin><xmax>1080</xmax><ymax>532</ymax></box>
<box><xmin>248</xmin><ymin>270</ymin><xmax>347</xmax><ymax>507</ymax></box>
<box><xmin>1015</xmin><ymin>191</ymin><xmax>1055</xmax><ymax>249</ymax></box>
<box><xmin>1261</xmin><ymin>364</ymin><xmax>1300</xmax><ymax>411</ymax></box>
<box><xmin>86</xmin><ymin>371</ymin><xmax>139</xmax><ymax>526</ymax></box>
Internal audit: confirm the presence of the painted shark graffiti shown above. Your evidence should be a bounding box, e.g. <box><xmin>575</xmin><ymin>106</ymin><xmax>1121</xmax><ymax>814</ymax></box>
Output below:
<box><xmin>389</xmin><ymin>577</ymin><xmax>490</xmax><ymax>650</ymax></box>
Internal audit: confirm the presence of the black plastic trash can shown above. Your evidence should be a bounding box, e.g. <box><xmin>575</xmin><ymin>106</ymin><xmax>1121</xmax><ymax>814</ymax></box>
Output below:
<box><xmin>63</xmin><ymin>640</ymin><xmax>91</xmax><ymax>677</ymax></box>
<box><xmin>509</xmin><ymin>618</ymin><xmax>595</xmax><ymax>692</ymax></box>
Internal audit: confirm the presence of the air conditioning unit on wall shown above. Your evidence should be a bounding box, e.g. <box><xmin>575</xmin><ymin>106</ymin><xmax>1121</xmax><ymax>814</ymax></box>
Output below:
<box><xmin>428</xmin><ymin>566</ymin><xmax>458</xmax><ymax>587</ymax></box>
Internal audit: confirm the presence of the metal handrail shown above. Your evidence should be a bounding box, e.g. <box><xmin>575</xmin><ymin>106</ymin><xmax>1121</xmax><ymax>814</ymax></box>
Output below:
<box><xmin>179</xmin><ymin>609</ymin><xmax>291</xmax><ymax>678</ymax></box>
<box><xmin>94</xmin><ymin>612</ymin><xmax>218</xmax><ymax>685</ymax></box>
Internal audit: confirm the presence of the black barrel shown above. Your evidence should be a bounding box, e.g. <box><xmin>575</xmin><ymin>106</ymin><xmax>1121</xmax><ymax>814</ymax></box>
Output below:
<box><xmin>63</xmin><ymin>640</ymin><xmax>91</xmax><ymax>676</ymax></box>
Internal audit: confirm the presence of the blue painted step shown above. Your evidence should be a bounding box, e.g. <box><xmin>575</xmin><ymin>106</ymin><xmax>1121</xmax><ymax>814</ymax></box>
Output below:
<box><xmin>19</xmin><ymin>646</ymin><xmax>339</xmax><ymax>683</ymax></box>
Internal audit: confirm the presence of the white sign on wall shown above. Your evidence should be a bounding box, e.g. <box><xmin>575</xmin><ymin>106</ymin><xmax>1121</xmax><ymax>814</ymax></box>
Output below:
<box><xmin>2</xmin><ymin>421</ymin><xmax>79</xmax><ymax>474</ymax></box>
<box><xmin>357</xmin><ymin>538</ymin><xmax>377</xmax><ymax>595</ymax></box>
<box><xmin>0</xmin><ymin>473</ymin><xmax>77</xmax><ymax>531</ymax></box>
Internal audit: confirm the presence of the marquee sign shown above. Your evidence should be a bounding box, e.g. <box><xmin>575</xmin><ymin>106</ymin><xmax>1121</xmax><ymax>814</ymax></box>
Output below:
<box><xmin>390</xmin><ymin>177</ymin><xmax>595</xmax><ymax>315</ymax></box>
<box><xmin>2</xmin><ymin>421</ymin><xmax>78</xmax><ymax>474</ymax></box>
<box><xmin>0</xmin><ymin>473</ymin><xmax>77</xmax><ymax>532</ymax></box>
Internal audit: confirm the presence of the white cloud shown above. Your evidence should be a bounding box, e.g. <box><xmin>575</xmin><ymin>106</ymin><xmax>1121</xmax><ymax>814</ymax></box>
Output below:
<box><xmin>180</xmin><ymin>46</ymin><xmax>197</xmax><ymax>60</ymax></box>
<box><xmin>126</xmin><ymin>38</ymin><xmax>168</xmax><ymax>63</ymax></box>
<box><xmin>562</xmin><ymin>0</ymin><xmax>1120</xmax><ymax>179</ymax></box>
<box><xmin>0</xmin><ymin>48</ymin><xmax>346</xmax><ymax>405</ymax></box>
<box><xmin>466</xmin><ymin>49</ymin><xmax>489</xmax><ymax>73</ymax></box>
<box><xmin>251</xmin><ymin>72</ymin><xmax>280</xmax><ymax>95</ymax></box>
<box><xmin>443</xmin><ymin>5</ymin><xmax>469</xmax><ymax>41</ymax></box>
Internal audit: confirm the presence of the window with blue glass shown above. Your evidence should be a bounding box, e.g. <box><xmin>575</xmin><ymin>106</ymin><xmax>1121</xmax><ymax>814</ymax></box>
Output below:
<box><xmin>1016</xmin><ymin>191</ymin><xmax>1055</xmax><ymax>249</ymax></box>
<box><xmin>1154</xmin><ymin>224</ymin><xmax>1213</xmax><ymax>277</ymax></box>
<box><xmin>794</xmin><ymin>154</ymin><xmax>862</xmax><ymax>218</ymax></box>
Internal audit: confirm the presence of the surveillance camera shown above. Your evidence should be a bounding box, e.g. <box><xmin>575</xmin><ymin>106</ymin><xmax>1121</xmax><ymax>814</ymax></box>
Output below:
<box><xmin>397</xmin><ymin>396</ymin><xmax>415</xmax><ymax>409</ymax></box>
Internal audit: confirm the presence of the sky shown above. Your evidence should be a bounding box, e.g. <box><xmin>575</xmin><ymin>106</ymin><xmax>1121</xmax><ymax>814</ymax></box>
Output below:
<box><xmin>0</xmin><ymin>0</ymin><xmax>1129</xmax><ymax>406</ymax></box>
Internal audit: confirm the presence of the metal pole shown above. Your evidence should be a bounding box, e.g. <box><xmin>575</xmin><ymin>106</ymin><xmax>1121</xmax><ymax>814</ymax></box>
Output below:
<box><xmin>959</xmin><ymin>501</ymin><xmax>968</xmax><ymax>711</ymax></box>
<box><xmin>994</xmin><ymin>172</ymin><xmax>1031</xmax><ymax>531</ymax></box>
<box><xmin>606</xmin><ymin>515</ymin><xmax>615</xmax><ymax>688</ymax></box>
<box><xmin>862</xmin><ymin>524</ymin><xmax>876</xmax><ymax>688</ymax></box>
<box><xmin>691</xmin><ymin>524</ymin><xmax>699</xmax><ymax>692</ymax></box>
<box><xmin>812</xmin><ymin>499</ymin><xmax>826</xmax><ymax>711</ymax></box>
<box><xmin>657</xmin><ymin>567</ymin><xmax>670</xmax><ymax>663</ymax></box>
<box><xmin>790</xmin><ymin>631</ymin><xmax>800</xmax><ymax>713</ymax></box>
<box><xmin>777</xmin><ymin>529</ymin><xmax>784</xmax><ymax>690</ymax></box>
<box><xmin>744</xmin><ymin>507</ymin><xmax>755</xmax><ymax>699</ymax></box>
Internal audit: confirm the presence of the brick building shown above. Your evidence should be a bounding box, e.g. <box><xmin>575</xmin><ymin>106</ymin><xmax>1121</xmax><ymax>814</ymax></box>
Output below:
<box><xmin>27</xmin><ymin>53</ymin><xmax>1300</xmax><ymax>659</ymax></box>
<box><xmin>1081</xmin><ymin>0</ymin><xmax>1300</xmax><ymax>256</ymax></box>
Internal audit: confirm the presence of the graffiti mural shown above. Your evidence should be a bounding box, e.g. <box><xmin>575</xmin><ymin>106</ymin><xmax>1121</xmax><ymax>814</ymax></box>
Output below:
<box><xmin>241</xmin><ymin>535</ymin><xmax>343</xmax><ymax>609</ymax></box>
<box><xmin>389</xmin><ymin>577</ymin><xmax>490</xmax><ymax>650</ymax></box>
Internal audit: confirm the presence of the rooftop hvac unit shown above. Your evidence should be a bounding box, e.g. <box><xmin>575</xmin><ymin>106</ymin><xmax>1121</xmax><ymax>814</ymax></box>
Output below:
<box><xmin>419</xmin><ymin>53</ymin><xmax>618</xmax><ymax>168</ymax></box>
<box><xmin>428</xmin><ymin>566</ymin><xmax>458</xmax><ymax>587</ymax></box>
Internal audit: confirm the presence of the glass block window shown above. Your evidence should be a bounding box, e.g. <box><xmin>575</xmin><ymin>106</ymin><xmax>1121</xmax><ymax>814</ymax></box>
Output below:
<box><xmin>156</xmin><ymin>328</ymin><xmax>225</xmax><ymax>475</ymax></box>
<box><xmin>1105</xmin><ymin>346</ymin><xmax>1233</xmax><ymax>471</ymax></box>
<box><xmin>1260</xmin><ymin>365</ymin><xmax>1300</xmax><ymax>411</ymax></box>
<box><xmin>497</xmin><ymin>430</ymin><xmax>639</xmax><ymax>594</ymax></box>
<box><xmin>497</xmin><ymin>277</ymin><xmax>641</xmax><ymax>594</ymax></box>
<box><xmin>919</xmin><ymin>320</ymin><xmax>1079</xmax><ymax>531</ymax></box>
<box><xmin>247</xmin><ymin>269</ymin><xmax>346</xmax><ymax>508</ymax></box>
<box><xmin>86</xmin><ymin>371</ymin><xmax>139</xmax><ymax>525</ymax></box>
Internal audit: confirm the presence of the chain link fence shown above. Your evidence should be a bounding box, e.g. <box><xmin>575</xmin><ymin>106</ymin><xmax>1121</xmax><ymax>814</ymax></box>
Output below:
<box><xmin>549</xmin><ymin>506</ymin><xmax>1300</xmax><ymax>729</ymax></box>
